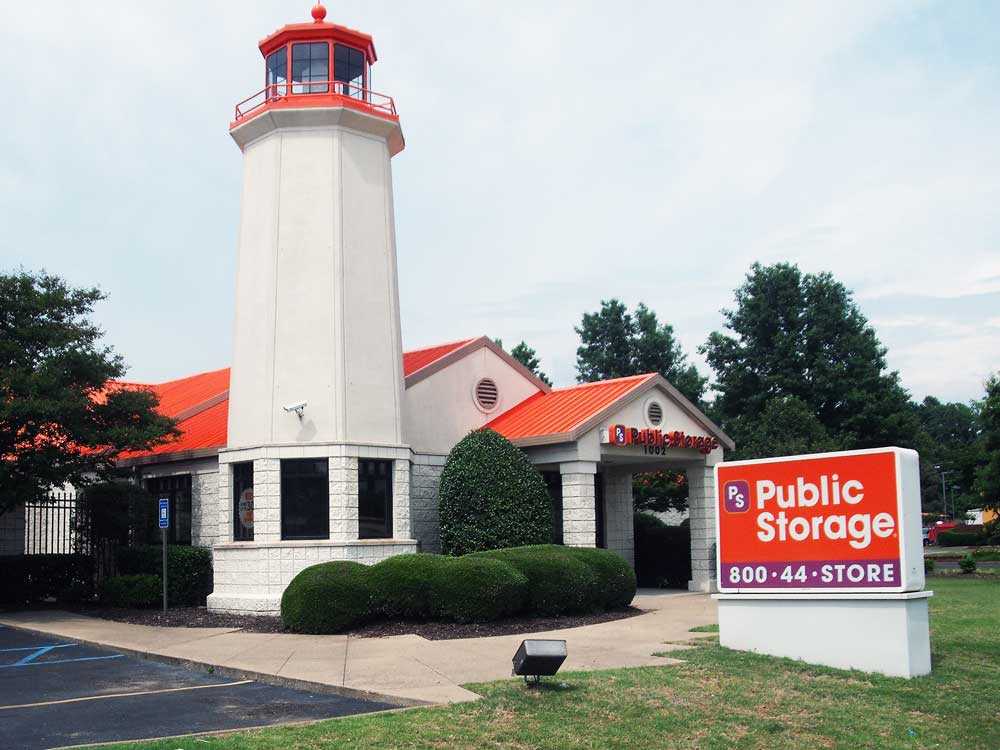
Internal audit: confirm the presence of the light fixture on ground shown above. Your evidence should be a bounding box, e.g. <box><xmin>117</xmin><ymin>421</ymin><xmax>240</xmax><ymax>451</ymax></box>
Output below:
<box><xmin>512</xmin><ymin>639</ymin><xmax>567</xmax><ymax>686</ymax></box>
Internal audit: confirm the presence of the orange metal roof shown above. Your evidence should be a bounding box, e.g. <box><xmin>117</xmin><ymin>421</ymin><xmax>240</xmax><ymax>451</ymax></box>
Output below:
<box><xmin>487</xmin><ymin>374</ymin><xmax>656</xmax><ymax>442</ymax></box>
<box><xmin>117</xmin><ymin>341</ymin><xmax>479</xmax><ymax>461</ymax></box>
<box><xmin>401</xmin><ymin>339</ymin><xmax>475</xmax><ymax>379</ymax></box>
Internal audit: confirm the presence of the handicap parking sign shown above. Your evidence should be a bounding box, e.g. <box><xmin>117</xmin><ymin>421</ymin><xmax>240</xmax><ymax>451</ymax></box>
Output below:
<box><xmin>158</xmin><ymin>499</ymin><xmax>170</xmax><ymax>529</ymax></box>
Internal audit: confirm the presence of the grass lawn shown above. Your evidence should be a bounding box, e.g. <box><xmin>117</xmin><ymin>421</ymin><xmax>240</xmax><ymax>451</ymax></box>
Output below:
<box><xmin>91</xmin><ymin>576</ymin><xmax>999</xmax><ymax>750</ymax></box>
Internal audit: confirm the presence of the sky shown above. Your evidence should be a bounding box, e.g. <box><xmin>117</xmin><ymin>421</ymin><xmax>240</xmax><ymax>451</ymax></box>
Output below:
<box><xmin>1</xmin><ymin>1</ymin><xmax>998</xmax><ymax>404</ymax></box>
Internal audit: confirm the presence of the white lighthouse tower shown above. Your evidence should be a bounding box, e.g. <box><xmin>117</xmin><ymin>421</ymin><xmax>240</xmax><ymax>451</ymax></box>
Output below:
<box><xmin>209</xmin><ymin>4</ymin><xmax>416</xmax><ymax>614</ymax></box>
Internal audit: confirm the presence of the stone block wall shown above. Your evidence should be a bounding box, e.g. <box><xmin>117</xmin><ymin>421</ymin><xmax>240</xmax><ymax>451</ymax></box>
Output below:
<box><xmin>410</xmin><ymin>454</ymin><xmax>445</xmax><ymax>552</ymax></box>
<box><xmin>0</xmin><ymin>506</ymin><xmax>25</xmax><ymax>556</ymax></box>
<box><xmin>561</xmin><ymin>461</ymin><xmax>597</xmax><ymax>547</ymax></box>
<box><xmin>604</xmin><ymin>469</ymin><xmax>635</xmax><ymax>567</ymax></box>
<box><xmin>687</xmin><ymin>464</ymin><xmax>718</xmax><ymax>592</ymax></box>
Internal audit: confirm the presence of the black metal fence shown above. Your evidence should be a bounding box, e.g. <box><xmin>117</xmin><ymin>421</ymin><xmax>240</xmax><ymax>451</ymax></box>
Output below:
<box><xmin>23</xmin><ymin>492</ymin><xmax>90</xmax><ymax>555</ymax></box>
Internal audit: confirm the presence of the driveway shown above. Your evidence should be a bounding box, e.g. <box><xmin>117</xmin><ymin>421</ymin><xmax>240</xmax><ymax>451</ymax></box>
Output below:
<box><xmin>0</xmin><ymin>625</ymin><xmax>394</xmax><ymax>749</ymax></box>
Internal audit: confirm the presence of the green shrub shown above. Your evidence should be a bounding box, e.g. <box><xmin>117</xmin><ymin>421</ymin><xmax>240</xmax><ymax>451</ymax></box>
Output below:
<box><xmin>432</xmin><ymin>557</ymin><xmax>528</xmax><ymax>622</ymax></box>
<box><xmin>564</xmin><ymin>547</ymin><xmax>637</xmax><ymax>609</ymax></box>
<box><xmin>634</xmin><ymin>512</ymin><xmax>691</xmax><ymax>588</ymax></box>
<box><xmin>101</xmin><ymin>574</ymin><xmax>161</xmax><ymax>608</ymax></box>
<box><xmin>924</xmin><ymin>558</ymin><xmax>935</xmax><ymax>575</ymax></box>
<box><xmin>369</xmin><ymin>554</ymin><xmax>452</xmax><ymax>619</ymax></box>
<box><xmin>959</xmin><ymin>554</ymin><xmax>977</xmax><ymax>574</ymax></box>
<box><xmin>281</xmin><ymin>561</ymin><xmax>371</xmax><ymax>634</ymax></box>
<box><xmin>117</xmin><ymin>545</ymin><xmax>213</xmax><ymax>606</ymax></box>
<box><xmin>937</xmin><ymin>526</ymin><xmax>986</xmax><ymax>547</ymax></box>
<box><xmin>438</xmin><ymin>429</ymin><xmax>553</xmax><ymax>556</ymax></box>
<box><xmin>971</xmin><ymin>547</ymin><xmax>1000</xmax><ymax>562</ymax></box>
<box><xmin>471</xmin><ymin>545</ymin><xmax>598</xmax><ymax>615</ymax></box>
<box><xmin>1</xmin><ymin>554</ymin><xmax>95</xmax><ymax>608</ymax></box>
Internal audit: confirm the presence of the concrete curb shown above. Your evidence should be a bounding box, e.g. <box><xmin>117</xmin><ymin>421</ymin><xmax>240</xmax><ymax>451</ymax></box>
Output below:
<box><xmin>0</xmin><ymin>620</ymin><xmax>440</xmax><ymax>710</ymax></box>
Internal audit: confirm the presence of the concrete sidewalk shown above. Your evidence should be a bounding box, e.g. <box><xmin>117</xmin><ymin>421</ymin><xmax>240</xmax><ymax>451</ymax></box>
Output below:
<box><xmin>0</xmin><ymin>590</ymin><xmax>716</xmax><ymax>705</ymax></box>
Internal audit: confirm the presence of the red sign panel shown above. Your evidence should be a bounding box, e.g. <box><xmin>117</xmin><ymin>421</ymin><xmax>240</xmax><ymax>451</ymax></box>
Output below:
<box><xmin>715</xmin><ymin>448</ymin><xmax>923</xmax><ymax>593</ymax></box>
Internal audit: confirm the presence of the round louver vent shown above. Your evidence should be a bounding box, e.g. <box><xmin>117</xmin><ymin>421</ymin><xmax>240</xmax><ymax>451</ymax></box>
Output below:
<box><xmin>647</xmin><ymin>401</ymin><xmax>664</xmax><ymax>426</ymax></box>
<box><xmin>475</xmin><ymin>378</ymin><xmax>500</xmax><ymax>411</ymax></box>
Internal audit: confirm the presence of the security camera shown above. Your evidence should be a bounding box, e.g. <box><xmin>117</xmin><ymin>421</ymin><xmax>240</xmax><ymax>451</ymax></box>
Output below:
<box><xmin>283</xmin><ymin>401</ymin><xmax>307</xmax><ymax>418</ymax></box>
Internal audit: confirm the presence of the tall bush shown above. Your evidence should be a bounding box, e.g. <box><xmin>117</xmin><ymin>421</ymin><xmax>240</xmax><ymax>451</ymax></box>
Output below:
<box><xmin>117</xmin><ymin>545</ymin><xmax>213</xmax><ymax>606</ymax></box>
<box><xmin>634</xmin><ymin>512</ymin><xmax>691</xmax><ymax>588</ymax></box>
<box><xmin>438</xmin><ymin>429</ymin><xmax>553</xmax><ymax>556</ymax></box>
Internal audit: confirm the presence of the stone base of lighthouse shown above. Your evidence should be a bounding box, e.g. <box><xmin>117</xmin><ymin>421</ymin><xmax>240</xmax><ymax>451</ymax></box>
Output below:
<box><xmin>207</xmin><ymin>442</ymin><xmax>417</xmax><ymax>615</ymax></box>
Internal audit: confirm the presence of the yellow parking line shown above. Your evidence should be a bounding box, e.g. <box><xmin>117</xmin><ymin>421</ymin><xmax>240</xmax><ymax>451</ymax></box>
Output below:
<box><xmin>0</xmin><ymin>679</ymin><xmax>255</xmax><ymax>710</ymax></box>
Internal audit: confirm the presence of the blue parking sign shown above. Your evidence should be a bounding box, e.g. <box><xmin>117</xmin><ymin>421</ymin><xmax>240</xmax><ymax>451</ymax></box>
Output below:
<box><xmin>158</xmin><ymin>498</ymin><xmax>170</xmax><ymax>529</ymax></box>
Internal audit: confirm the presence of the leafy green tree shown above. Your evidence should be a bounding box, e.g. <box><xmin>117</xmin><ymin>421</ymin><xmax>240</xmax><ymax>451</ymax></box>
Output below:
<box><xmin>633</xmin><ymin>471</ymin><xmax>688</xmax><ymax>514</ymax></box>
<box><xmin>0</xmin><ymin>271</ymin><xmax>177</xmax><ymax>513</ymax></box>
<box><xmin>913</xmin><ymin>396</ymin><xmax>982</xmax><ymax>516</ymax></box>
<box><xmin>575</xmin><ymin>299</ymin><xmax>706</xmax><ymax>404</ymax></box>
<box><xmin>734</xmin><ymin>396</ymin><xmax>842</xmax><ymax>460</ymax></box>
<box><xmin>495</xmin><ymin>338</ymin><xmax>552</xmax><ymax>386</ymax></box>
<box><xmin>702</xmin><ymin>263</ymin><xmax>921</xmax><ymax>451</ymax></box>
<box><xmin>974</xmin><ymin>375</ymin><xmax>1000</xmax><ymax>526</ymax></box>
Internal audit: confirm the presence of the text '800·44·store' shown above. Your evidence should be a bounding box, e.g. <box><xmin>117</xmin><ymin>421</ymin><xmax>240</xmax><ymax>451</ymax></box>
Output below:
<box><xmin>112</xmin><ymin>4</ymin><xmax>734</xmax><ymax>615</ymax></box>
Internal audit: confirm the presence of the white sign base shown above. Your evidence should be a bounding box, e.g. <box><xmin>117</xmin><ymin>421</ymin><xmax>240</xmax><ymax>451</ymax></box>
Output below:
<box><xmin>713</xmin><ymin>591</ymin><xmax>932</xmax><ymax>678</ymax></box>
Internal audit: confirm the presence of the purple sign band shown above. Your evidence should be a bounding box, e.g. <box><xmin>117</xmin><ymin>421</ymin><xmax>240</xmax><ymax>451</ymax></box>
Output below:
<box><xmin>721</xmin><ymin>559</ymin><xmax>901</xmax><ymax>589</ymax></box>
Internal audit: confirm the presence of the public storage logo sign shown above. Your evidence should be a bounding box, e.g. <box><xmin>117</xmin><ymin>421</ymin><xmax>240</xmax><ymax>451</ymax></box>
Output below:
<box><xmin>715</xmin><ymin>447</ymin><xmax>925</xmax><ymax>594</ymax></box>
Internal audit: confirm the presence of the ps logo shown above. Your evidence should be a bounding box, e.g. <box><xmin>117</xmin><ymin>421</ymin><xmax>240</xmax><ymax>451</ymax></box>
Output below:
<box><xmin>614</xmin><ymin>425</ymin><xmax>626</xmax><ymax>445</ymax></box>
<box><xmin>724</xmin><ymin>480</ymin><xmax>750</xmax><ymax>513</ymax></box>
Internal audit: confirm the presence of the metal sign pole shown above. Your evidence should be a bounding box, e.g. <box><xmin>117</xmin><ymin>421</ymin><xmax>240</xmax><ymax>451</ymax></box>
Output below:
<box><xmin>162</xmin><ymin>527</ymin><xmax>167</xmax><ymax>612</ymax></box>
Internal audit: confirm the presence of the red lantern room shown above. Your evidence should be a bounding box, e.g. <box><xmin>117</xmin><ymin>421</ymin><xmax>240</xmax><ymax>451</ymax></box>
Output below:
<box><xmin>231</xmin><ymin>3</ymin><xmax>398</xmax><ymax>131</ymax></box>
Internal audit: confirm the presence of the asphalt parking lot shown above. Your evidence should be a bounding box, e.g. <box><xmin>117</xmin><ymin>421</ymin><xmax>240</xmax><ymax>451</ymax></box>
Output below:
<box><xmin>0</xmin><ymin>625</ymin><xmax>395</xmax><ymax>749</ymax></box>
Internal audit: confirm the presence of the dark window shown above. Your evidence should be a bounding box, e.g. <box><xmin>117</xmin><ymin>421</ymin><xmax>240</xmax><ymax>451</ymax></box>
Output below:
<box><xmin>233</xmin><ymin>462</ymin><xmax>254</xmax><ymax>542</ymax></box>
<box><xmin>595</xmin><ymin>473</ymin><xmax>606</xmax><ymax>549</ymax></box>
<box><xmin>281</xmin><ymin>459</ymin><xmax>329</xmax><ymax>540</ymax></box>
<box><xmin>334</xmin><ymin>44</ymin><xmax>365</xmax><ymax>98</ymax></box>
<box><xmin>542</xmin><ymin>471</ymin><xmax>563</xmax><ymax>545</ymax></box>
<box><xmin>292</xmin><ymin>42</ymin><xmax>329</xmax><ymax>94</ymax></box>
<box><xmin>358</xmin><ymin>460</ymin><xmax>392</xmax><ymax>539</ymax></box>
<box><xmin>265</xmin><ymin>46</ymin><xmax>287</xmax><ymax>98</ymax></box>
<box><xmin>145</xmin><ymin>475</ymin><xmax>192</xmax><ymax>545</ymax></box>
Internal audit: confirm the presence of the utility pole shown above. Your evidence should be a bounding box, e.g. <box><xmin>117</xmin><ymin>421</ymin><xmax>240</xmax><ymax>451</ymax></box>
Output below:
<box><xmin>934</xmin><ymin>465</ymin><xmax>950</xmax><ymax>519</ymax></box>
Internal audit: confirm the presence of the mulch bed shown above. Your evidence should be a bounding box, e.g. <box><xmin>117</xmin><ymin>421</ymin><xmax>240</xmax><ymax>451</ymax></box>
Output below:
<box><xmin>66</xmin><ymin>604</ymin><xmax>644</xmax><ymax>640</ymax></box>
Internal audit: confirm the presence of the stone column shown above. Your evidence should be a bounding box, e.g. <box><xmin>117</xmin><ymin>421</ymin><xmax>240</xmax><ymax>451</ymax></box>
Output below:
<box><xmin>329</xmin><ymin>455</ymin><xmax>359</xmax><ymax>541</ymax></box>
<box><xmin>687</xmin><ymin>462</ymin><xmax>718</xmax><ymax>592</ymax></box>
<box><xmin>217</xmin><ymin>460</ymin><xmax>232</xmax><ymax>544</ymax></box>
<box><xmin>560</xmin><ymin>461</ymin><xmax>598</xmax><ymax>548</ymax></box>
<box><xmin>392</xmin><ymin>458</ymin><xmax>411</xmax><ymax>539</ymax></box>
<box><xmin>253</xmin><ymin>458</ymin><xmax>282</xmax><ymax>542</ymax></box>
<box><xmin>603</xmin><ymin>469</ymin><xmax>635</xmax><ymax>567</ymax></box>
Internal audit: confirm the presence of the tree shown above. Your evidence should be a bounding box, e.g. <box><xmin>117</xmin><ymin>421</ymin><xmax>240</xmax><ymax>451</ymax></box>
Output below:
<box><xmin>495</xmin><ymin>338</ymin><xmax>552</xmax><ymax>386</ymax></box>
<box><xmin>702</xmin><ymin>263</ymin><xmax>921</xmax><ymax>451</ymax></box>
<box><xmin>575</xmin><ymin>300</ymin><xmax>706</xmax><ymax>404</ymax></box>
<box><xmin>0</xmin><ymin>271</ymin><xmax>177</xmax><ymax>513</ymax></box>
<box><xmin>633</xmin><ymin>471</ymin><xmax>688</xmax><ymax>514</ymax></box>
<box><xmin>974</xmin><ymin>375</ymin><xmax>1000</xmax><ymax>526</ymax></box>
<box><xmin>438</xmin><ymin>428</ymin><xmax>552</xmax><ymax>555</ymax></box>
<box><xmin>913</xmin><ymin>396</ymin><xmax>982</xmax><ymax>516</ymax></box>
<box><xmin>734</xmin><ymin>396</ymin><xmax>842</xmax><ymax>460</ymax></box>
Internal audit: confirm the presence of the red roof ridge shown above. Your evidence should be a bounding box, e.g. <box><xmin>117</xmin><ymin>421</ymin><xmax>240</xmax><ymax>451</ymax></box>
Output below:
<box><xmin>553</xmin><ymin>373</ymin><xmax>657</xmax><ymax>391</ymax></box>
<box><xmin>404</xmin><ymin>337</ymin><xmax>476</xmax><ymax>355</ymax></box>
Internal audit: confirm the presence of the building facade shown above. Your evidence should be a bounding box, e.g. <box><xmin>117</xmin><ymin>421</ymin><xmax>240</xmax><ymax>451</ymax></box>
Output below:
<box><xmin>115</xmin><ymin>5</ymin><xmax>733</xmax><ymax>615</ymax></box>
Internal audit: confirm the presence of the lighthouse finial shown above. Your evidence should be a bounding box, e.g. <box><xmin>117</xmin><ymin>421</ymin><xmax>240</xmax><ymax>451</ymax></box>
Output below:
<box><xmin>311</xmin><ymin>3</ymin><xmax>327</xmax><ymax>23</ymax></box>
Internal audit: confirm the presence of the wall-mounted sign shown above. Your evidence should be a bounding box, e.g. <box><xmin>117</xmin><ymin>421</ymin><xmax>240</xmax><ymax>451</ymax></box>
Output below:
<box><xmin>715</xmin><ymin>447</ymin><xmax>924</xmax><ymax>593</ymax></box>
<box><xmin>606</xmin><ymin>424</ymin><xmax>720</xmax><ymax>455</ymax></box>
<box><xmin>238</xmin><ymin>488</ymin><xmax>254</xmax><ymax>530</ymax></box>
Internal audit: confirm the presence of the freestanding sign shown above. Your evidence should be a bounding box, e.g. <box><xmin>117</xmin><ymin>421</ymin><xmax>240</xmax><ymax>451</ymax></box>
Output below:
<box><xmin>716</xmin><ymin>448</ymin><xmax>924</xmax><ymax>594</ymax></box>
<box><xmin>713</xmin><ymin>448</ymin><xmax>932</xmax><ymax>678</ymax></box>
<box><xmin>158</xmin><ymin>498</ymin><xmax>169</xmax><ymax>612</ymax></box>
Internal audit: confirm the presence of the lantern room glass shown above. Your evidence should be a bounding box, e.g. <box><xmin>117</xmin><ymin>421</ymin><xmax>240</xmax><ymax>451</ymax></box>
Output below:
<box><xmin>265</xmin><ymin>47</ymin><xmax>287</xmax><ymax>99</ymax></box>
<box><xmin>292</xmin><ymin>42</ymin><xmax>329</xmax><ymax>94</ymax></box>
<box><xmin>334</xmin><ymin>44</ymin><xmax>365</xmax><ymax>99</ymax></box>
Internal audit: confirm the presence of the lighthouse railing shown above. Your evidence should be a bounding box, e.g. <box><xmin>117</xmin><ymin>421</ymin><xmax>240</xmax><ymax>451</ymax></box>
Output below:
<box><xmin>233</xmin><ymin>81</ymin><xmax>397</xmax><ymax>123</ymax></box>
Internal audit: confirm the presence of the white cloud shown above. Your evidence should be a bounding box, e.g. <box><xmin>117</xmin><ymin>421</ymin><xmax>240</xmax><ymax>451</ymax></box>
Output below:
<box><xmin>0</xmin><ymin>0</ymin><xmax>996</xmax><ymax>403</ymax></box>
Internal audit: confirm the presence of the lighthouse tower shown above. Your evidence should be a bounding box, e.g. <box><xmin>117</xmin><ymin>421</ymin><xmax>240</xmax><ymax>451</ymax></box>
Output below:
<box><xmin>210</xmin><ymin>4</ymin><xmax>416</xmax><ymax>614</ymax></box>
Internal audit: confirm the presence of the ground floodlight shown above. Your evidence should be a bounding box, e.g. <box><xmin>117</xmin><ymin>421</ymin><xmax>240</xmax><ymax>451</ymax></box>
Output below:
<box><xmin>512</xmin><ymin>639</ymin><xmax>567</xmax><ymax>686</ymax></box>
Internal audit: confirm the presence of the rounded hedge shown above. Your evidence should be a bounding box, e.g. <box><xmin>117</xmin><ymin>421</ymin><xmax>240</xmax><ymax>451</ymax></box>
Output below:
<box><xmin>101</xmin><ymin>574</ymin><xmax>161</xmax><ymax>609</ymax></box>
<box><xmin>438</xmin><ymin>429</ymin><xmax>553</xmax><ymax>556</ymax></box>
<box><xmin>432</xmin><ymin>557</ymin><xmax>528</xmax><ymax>622</ymax></box>
<box><xmin>471</xmin><ymin>545</ymin><xmax>598</xmax><ymax>615</ymax></box>
<box><xmin>563</xmin><ymin>547</ymin><xmax>637</xmax><ymax>609</ymax></box>
<box><xmin>369</xmin><ymin>554</ymin><xmax>452</xmax><ymax>620</ymax></box>
<box><xmin>281</xmin><ymin>561</ymin><xmax>370</xmax><ymax>634</ymax></box>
